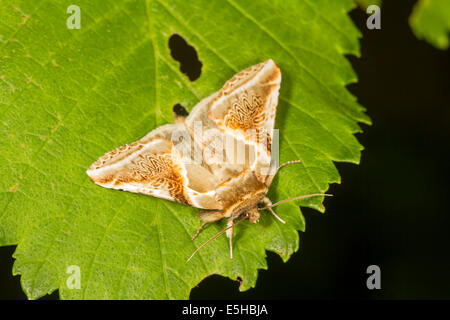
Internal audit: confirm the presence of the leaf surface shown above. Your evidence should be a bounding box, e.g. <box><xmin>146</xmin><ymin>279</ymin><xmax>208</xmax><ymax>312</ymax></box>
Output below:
<box><xmin>410</xmin><ymin>0</ymin><xmax>450</xmax><ymax>50</ymax></box>
<box><xmin>0</xmin><ymin>0</ymin><xmax>369</xmax><ymax>299</ymax></box>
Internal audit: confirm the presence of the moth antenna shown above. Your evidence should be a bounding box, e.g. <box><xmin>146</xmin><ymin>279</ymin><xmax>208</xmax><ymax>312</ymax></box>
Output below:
<box><xmin>187</xmin><ymin>215</ymin><xmax>248</xmax><ymax>262</ymax></box>
<box><xmin>266</xmin><ymin>160</ymin><xmax>303</xmax><ymax>186</ymax></box>
<box><xmin>266</xmin><ymin>206</ymin><xmax>286</xmax><ymax>224</ymax></box>
<box><xmin>259</xmin><ymin>197</ymin><xmax>286</xmax><ymax>224</ymax></box>
<box><xmin>260</xmin><ymin>193</ymin><xmax>333</xmax><ymax>209</ymax></box>
<box><xmin>277</xmin><ymin>160</ymin><xmax>302</xmax><ymax>170</ymax></box>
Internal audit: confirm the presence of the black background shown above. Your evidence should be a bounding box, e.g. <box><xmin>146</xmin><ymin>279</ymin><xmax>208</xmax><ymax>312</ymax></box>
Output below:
<box><xmin>1</xmin><ymin>0</ymin><xmax>449</xmax><ymax>299</ymax></box>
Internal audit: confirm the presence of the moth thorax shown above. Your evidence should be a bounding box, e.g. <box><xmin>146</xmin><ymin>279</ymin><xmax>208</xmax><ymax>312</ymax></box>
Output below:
<box><xmin>228</xmin><ymin>188</ymin><xmax>266</xmax><ymax>221</ymax></box>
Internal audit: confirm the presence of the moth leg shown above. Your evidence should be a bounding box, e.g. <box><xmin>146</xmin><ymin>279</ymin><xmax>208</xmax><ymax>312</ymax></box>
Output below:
<box><xmin>261</xmin><ymin>197</ymin><xmax>286</xmax><ymax>224</ymax></box>
<box><xmin>191</xmin><ymin>221</ymin><xmax>207</xmax><ymax>241</ymax></box>
<box><xmin>265</xmin><ymin>160</ymin><xmax>302</xmax><ymax>186</ymax></box>
<box><xmin>226</xmin><ymin>217</ymin><xmax>234</xmax><ymax>259</ymax></box>
<box><xmin>192</xmin><ymin>211</ymin><xmax>224</xmax><ymax>241</ymax></box>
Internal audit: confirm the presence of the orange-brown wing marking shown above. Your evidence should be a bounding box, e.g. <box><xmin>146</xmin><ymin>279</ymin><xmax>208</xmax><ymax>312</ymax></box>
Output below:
<box><xmin>87</xmin><ymin>131</ymin><xmax>222</xmax><ymax>210</ymax></box>
<box><xmin>223</xmin><ymin>94</ymin><xmax>272</xmax><ymax>152</ymax></box>
<box><xmin>208</xmin><ymin>59</ymin><xmax>281</xmax><ymax>183</ymax></box>
<box><xmin>124</xmin><ymin>152</ymin><xmax>190</xmax><ymax>204</ymax></box>
<box><xmin>216</xmin><ymin>62</ymin><xmax>265</xmax><ymax>98</ymax></box>
<box><xmin>209</xmin><ymin>59</ymin><xmax>281</xmax><ymax>156</ymax></box>
<box><xmin>87</xmin><ymin>138</ymin><xmax>191</xmax><ymax>206</ymax></box>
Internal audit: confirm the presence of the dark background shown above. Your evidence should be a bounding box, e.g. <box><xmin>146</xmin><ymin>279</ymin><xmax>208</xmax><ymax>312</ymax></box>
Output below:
<box><xmin>1</xmin><ymin>0</ymin><xmax>448</xmax><ymax>299</ymax></box>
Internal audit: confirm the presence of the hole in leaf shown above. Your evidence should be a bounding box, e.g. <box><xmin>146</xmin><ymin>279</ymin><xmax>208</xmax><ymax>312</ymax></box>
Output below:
<box><xmin>168</xmin><ymin>34</ymin><xmax>202</xmax><ymax>81</ymax></box>
<box><xmin>173</xmin><ymin>103</ymin><xmax>189</xmax><ymax>118</ymax></box>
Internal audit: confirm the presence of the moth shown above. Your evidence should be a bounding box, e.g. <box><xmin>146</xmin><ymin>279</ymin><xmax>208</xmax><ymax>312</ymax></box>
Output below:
<box><xmin>87</xmin><ymin>60</ymin><xmax>327</xmax><ymax>260</ymax></box>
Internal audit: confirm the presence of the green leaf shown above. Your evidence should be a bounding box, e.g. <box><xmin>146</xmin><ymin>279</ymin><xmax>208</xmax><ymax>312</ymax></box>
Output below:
<box><xmin>0</xmin><ymin>0</ymin><xmax>369</xmax><ymax>299</ymax></box>
<box><xmin>410</xmin><ymin>0</ymin><xmax>450</xmax><ymax>50</ymax></box>
<box><xmin>355</xmin><ymin>0</ymin><xmax>382</xmax><ymax>10</ymax></box>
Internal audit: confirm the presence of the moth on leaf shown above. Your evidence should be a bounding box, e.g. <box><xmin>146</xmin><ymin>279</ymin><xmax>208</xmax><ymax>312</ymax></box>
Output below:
<box><xmin>87</xmin><ymin>60</ymin><xmax>328</xmax><ymax>260</ymax></box>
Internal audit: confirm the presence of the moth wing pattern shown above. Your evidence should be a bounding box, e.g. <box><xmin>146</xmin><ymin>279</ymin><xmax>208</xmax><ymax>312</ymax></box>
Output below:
<box><xmin>87</xmin><ymin>59</ymin><xmax>282</xmax><ymax>214</ymax></box>
<box><xmin>208</xmin><ymin>59</ymin><xmax>281</xmax><ymax>183</ymax></box>
<box><xmin>86</xmin><ymin>123</ymin><xmax>221</xmax><ymax>210</ymax></box>
<box><xmin>183</xmin><ymin>92</ymin><xmax>249</xmax><ymax>185</ymax></box>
